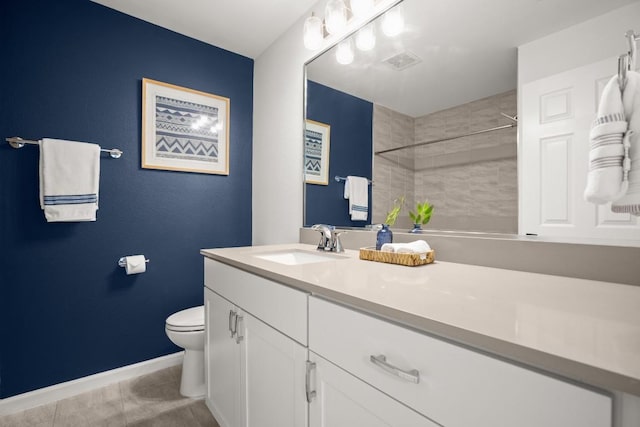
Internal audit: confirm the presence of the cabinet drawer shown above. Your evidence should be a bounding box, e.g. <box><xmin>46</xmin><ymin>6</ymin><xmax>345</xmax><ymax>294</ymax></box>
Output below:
<box><xmin>204</xmin><ymin>258</ymin><xmax>308</xmax><ymax>345</ymax></box>
<box><xmin>309</xmin><ymin>297</ymin><xmax>612</xmax><ymax>427</ymax></box>
<box><xmin>309</xmin><ymin>352</ymin><xmax>438</xmax><ymax>427</ymax></box>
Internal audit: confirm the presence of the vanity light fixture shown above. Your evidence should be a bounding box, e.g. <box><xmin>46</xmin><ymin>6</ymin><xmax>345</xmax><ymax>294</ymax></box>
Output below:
<box><xmin>303</xmin><ymin>13</ymin><xmax>324</xmax><ymax>50</ymax></box>
<box><xmin>303</xmin><ymin>0</ymin><xmax>405</xmax><ymax>65</ymax></box>
<box><xmin>381</xmin><ymin>6</ymin><xmax>404</xmax><ymax>37</ymax></box>
<box><xmin>355</xmin><ymin>23</ymin><xmax>376</xmax><ymax>51</ymax></box>
<box><xmin>325</xmin><ymin>0</ymin><xmax>348</xmax><ymax>35</ymax></box>
<box><xmin>350</xmin><ymin>0</ymin><xmax>375</xmax><ymax>18</ymax></box>
<box><xmin>336</xmin><ymin>38</ymin><xmax>355</xmax><ymax>64</ymax></box>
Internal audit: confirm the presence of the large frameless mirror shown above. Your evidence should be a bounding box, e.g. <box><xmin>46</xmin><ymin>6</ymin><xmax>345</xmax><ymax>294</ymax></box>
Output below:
<box><xmin>303</xmin><ymin>0</ymin><xmax>640</xmax><ymax>244</ymax></box>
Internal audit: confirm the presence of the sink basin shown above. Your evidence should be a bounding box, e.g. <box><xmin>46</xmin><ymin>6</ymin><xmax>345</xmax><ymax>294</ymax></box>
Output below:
<box><xmin>254</xmin><ymin>249</ymin><xmax>347</xmax><ymax>266</ymax></box>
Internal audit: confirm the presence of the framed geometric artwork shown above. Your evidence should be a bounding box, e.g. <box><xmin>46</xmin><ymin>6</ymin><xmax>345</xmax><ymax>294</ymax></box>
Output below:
<box><xmin>142</xmin><ymin>78</ymin><xmax>230</xmax><ymax>175</ymax></box>
<box><xmin>304</xmin><ymin>119</ymin><xmax>331</xmax><ymax>185</ymax></box>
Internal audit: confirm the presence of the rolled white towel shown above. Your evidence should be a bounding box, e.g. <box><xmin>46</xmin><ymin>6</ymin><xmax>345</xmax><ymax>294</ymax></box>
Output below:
<box><xmin>379</xmin><ymin>240</ymin><xmax>431</xmax><ymax>254</ymax></box>
<box><xmin>380</xmin><ymin>243</ymin><xmax>395</xmax><ymax>253</ymax></box>
<box><xmin>397</xmin><ymin>240</ymin><xmax>431</xmax><ymax>254</ymax></box>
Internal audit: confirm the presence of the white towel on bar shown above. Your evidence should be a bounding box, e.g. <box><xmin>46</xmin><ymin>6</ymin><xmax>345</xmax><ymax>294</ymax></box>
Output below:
<box><xmin>343</xmin><ymin>175</ymin><xmax>369</xmax><ymax>221</ymax></box>
<box><xmin>613</xmin><ymin>70</ymin><xmax>640</xmax><ymax>215</ymax></box>
<box><xmin>39</xmin><ymin>138</ymin><xmax>101</xmax><ymax>222</ymax></box>
<box><xmin>584</xmin><ymin>75</ymin><xmax>629</xmax><ymax>204</ymax></box>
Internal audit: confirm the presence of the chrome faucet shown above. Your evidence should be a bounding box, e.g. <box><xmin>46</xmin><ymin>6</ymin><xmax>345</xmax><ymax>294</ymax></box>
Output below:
<box><xmin>311</xmin><ymin>224</ymin><xmax>344</xmax><ymax>252</ymax></box>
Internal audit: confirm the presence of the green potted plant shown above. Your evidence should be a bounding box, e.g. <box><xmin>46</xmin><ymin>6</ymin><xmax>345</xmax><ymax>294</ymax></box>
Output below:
<box><xmin>408</xmin><ymin>201</ymin><xmax>434</xmax><ymax>233</ymax></box>
<box><xmin>376</xmin><ymin>196</ymin><xmax>405</xmax><ymax>250</ymax></box>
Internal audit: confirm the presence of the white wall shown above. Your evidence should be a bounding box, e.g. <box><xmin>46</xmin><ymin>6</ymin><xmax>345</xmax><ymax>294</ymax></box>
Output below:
<box><xmin>252</xmin><ymin>0</ymin><xmax>401</xmax><ymax>245</ymax></box>
<box><xmin>518</xmin><ymin>2</ymin><xmax>640</xmax><ymax>87</ymax></box>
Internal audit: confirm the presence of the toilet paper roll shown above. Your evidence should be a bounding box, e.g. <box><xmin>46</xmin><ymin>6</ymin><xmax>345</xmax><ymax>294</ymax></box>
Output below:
<box><xmin>124</xmin><ymin>255</ymin><xmax>146</xmax><ymax>275</ymax></box>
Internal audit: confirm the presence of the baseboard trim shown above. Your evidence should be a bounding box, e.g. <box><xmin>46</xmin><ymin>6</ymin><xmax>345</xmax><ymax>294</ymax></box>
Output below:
<box><xmin>0</xmin><ymin>352</ymin><xmax>183</xmax><ymax>416</ymax></box>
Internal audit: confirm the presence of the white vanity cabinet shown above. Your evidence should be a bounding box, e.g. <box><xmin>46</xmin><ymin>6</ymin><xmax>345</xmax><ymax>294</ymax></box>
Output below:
<box><xmin>204</xmin><ymin>259</ymin><xmax>308</xmax><ymax>427</ymax></box>
<box><xmin>309</xmin><ymin>296</ymin><xmax>613</xmax><ymax>427</ymax></box>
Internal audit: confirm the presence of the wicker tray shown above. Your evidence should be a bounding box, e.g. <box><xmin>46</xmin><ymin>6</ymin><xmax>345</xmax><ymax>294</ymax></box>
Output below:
<box><xmin>359</xmin><ymin>247</ymin><xmax>435</xmax><ymax>267</ymax></box>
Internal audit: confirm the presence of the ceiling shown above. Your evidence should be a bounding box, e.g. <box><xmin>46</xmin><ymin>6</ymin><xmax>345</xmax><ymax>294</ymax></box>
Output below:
<box><xmin>91</xmin><ymin>0</ymin><xmax>319</xmax><ymax>59</ymax></box>
<box><xmin>306</xmin><ymin>0</ymin><xmax>639</xmax><ymax>117</ymax></box>
<box><xmin>92</xmin><ymin>0</ymin><xmax>638</xmax><ymax>117</ymax></box>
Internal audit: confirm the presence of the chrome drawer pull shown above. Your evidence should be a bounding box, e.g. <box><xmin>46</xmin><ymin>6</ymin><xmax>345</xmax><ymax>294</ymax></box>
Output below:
<box><xmin>234</xmin><ymin>315</ymin><xmax>244</xmax><ymax>344</ymax></box>
<box><xmin>305</xmin><ymin>361</ymin><xmax>317</xmax><ymax>403</ymax></box>
<box><xmin>229</xmin><ymin>310</ymin><xmax>237</xmax><ymax>338</ymax></box>
<box><xmin>370</xmin><ymin>354</ymin><xmax>420</xmax><ymax>384</ymax></box>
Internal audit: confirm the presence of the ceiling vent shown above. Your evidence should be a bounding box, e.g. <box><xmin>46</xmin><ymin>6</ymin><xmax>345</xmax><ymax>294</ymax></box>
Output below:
<box><xmin>382</xmin><ymin>51</ymin><xmax>422</xmax><ymax>71</ymax></box>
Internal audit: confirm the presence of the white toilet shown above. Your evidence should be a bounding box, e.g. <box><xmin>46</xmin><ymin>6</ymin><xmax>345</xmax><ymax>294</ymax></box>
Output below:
<box><xmin>165</xmin><ymin>305</ymin><xmax>205</xmax><ymax>397</ymax></box>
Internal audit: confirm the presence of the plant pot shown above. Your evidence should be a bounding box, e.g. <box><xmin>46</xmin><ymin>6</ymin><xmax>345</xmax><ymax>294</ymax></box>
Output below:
<box><xmin>409</xmin><ymin>224</ymin><xmax>423</xmax><ymax>233</ymax></box>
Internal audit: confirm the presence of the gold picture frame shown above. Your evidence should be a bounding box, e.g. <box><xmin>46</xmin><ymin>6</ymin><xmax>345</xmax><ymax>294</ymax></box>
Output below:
<box><xmin>142</xmin><ymin>78</ymin><xmax>230</xmax><ymax>175</ymax></box>
<box><xmin>304</xmin><ymin>119</ymin><xmax>331</xmax><ymax>185</ymax></box>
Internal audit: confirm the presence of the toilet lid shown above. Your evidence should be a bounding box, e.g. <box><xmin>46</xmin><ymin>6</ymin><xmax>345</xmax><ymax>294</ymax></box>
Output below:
<box><xmin>166</xmin><ymin>306</ymin><xmax>204</xmax><ymax>331</ymax></box>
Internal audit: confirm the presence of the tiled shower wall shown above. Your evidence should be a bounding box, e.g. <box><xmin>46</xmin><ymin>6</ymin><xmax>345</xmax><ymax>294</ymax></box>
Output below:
<box><xmin>373</xmin><ymin>90</ymin><xmax>518</xmax><ymax>233</ymax></box>
<box><xmin>372</xmin><ymin>105</ymin><xmax>416</xmax><ymax>230</ymax></box>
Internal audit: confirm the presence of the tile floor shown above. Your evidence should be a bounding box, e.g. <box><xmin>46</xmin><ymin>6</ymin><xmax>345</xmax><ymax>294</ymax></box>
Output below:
<box><xmin>0</xmin><ymin>365</ymin><xmax>220</xmax><ymax>427</ymax></box>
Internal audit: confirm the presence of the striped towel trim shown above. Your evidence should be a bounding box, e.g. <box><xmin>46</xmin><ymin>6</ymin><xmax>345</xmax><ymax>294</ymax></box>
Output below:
<box><xmin>589</xmin><ymin>156</ymin><xmax>623</xmax><ymax>171</ymax></box>
<box><xmin>592</xmin><ymin>112</ymin><xmax>625</xmax><ymax>127</ymax></box>
<box><xmin>590</xmin><ymin>134</ymin><xmax>623</xmax><ymax>148</ymax></box>
<box><xmin>352</xmin><ymin>205</ymin><xmax>368</xmax><ymax>212</ymax></box>
<box><xmin>611</xmin><ymin>204</ymin><xmax>640</xmax><ymax>214</ymax></box>
<box><xmin>43</xmin><ymin>193</ymin><xmax>98</xmax><ymax>206</ymax></box>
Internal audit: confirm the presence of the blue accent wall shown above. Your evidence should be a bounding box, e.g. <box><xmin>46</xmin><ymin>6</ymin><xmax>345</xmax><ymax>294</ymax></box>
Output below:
<box><xmin>305</xmin><ymin>81</ymin><xmax>372</xmax><ymax>227</ymax></box>
<box><xmin>0</xmin><ymin>0</ymin><xmax>253</xmax><ymax>398</ymax></box>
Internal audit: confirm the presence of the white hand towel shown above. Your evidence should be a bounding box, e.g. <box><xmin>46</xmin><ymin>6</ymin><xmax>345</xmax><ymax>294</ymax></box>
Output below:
<box><xmin>39</xmin><ymin>138</ymin><xmax>101</xmax><ymax>222</ymax></box>
<box><xmin>343</xmin><ymin>175</ymin><xmax>369</xmax><ymax>221</ymax></box>
<box><xmin>613</xmin><ymin>71</ymin><xmax>640</xmax><ymax>215</ymax></box>
<box><xmin>380</xmin><ymin>240</ymin><xmax>431</xmax><ymax>254</ymax></box>
<box><xmin>381</xmin><ymin>243</ymin><xmax>395</xmax><ymax>253</ymax></box>
<box><xmin>584</xmin><ymin>75</ymin><xmax>628</xmax><ymax>204</ymax></box>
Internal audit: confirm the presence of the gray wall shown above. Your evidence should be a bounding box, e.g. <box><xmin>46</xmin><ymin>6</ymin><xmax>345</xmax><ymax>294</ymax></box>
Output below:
<box><xmin>373</xmin><ymin>90</ymin><xmax>518</xmax><ymax>233</ymax></box>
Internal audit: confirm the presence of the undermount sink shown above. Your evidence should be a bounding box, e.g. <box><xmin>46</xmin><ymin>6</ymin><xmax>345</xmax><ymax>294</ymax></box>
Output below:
<box><xmin>254</xmin><ymin>249</ymin><xmax>347</xmax><ymax>266</ymax></box>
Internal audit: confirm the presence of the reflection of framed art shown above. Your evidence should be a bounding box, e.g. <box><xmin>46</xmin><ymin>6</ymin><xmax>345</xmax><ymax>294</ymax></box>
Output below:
<box><xmin>304</xmin><ymin>119</ymin><xmax>331</xmax><ymax>185</ymax></box>
<box><xmin>142</xmin><ymin>78</ymin><xmax>230</xmax><ymax>175</ymax></box>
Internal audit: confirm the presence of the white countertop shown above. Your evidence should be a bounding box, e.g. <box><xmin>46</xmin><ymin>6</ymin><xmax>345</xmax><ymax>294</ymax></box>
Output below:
<box><xmin>201</xmin><ymin>243</ymin><xmax>640</xmax><ymax>396</ymax></box>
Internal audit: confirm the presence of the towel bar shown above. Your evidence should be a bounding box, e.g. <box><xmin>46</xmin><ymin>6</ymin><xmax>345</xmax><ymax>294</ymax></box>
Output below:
<box><xmin>335</xmin><ymin>175</ymin><xmax>373</xmax><ymax>184</ymax></box>
<box><xmin>6</xmin><ymin>137</ymin><xmax>123</xmax><ymax>159</ymax></box>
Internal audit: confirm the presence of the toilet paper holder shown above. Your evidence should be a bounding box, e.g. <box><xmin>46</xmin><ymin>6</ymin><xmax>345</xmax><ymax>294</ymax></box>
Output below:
<box><xmin>118</xmin><ymin>257</ymin><xmax>150</xmax><ymax>268</ymax></box>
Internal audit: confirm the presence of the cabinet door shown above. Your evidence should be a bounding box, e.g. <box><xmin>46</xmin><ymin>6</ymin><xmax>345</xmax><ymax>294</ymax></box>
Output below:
<box><xmin>238</xmin><ymin>311</ymin><xmax>308</xmax><ymax>427</ymax></box>
<box><xmin>205</xmin><ymin>289</ymin><xmax>241</xmax><ymax>427</ymax></box>
<box><xmin>308</xmin><ymin>352</ymin><xmax>438</xmax><ymax>427</ymax></box>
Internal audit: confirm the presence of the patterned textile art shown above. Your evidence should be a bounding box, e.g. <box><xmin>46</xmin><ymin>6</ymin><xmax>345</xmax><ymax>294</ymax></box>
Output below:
<box><xmin>305</xmin><ymin>128</ymin><xmax>323</xmax><ymax>177</ymax></box>
<box><xmin>155</xmin><ymin>96</ymin><xmax>219</xmax><ymax>163</ymax></box>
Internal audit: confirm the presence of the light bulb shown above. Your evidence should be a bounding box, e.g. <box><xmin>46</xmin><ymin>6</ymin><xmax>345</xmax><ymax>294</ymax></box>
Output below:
<box><xmin>350</xmin><ymin>0</ymin><xmax>374</xmax><ymax>18</ymax></box>
<box><xmin>355</xmin><ymin>24</ymin><xmax>375</xmax><ymax>51</ymax></box>
<box><xmin>325</xmin><ymin>0</ymin><xmax>347</xmax><ymax>35</ymax></box>
<box><xmin>336</xmin><ymin>39</ymin><xmax>354</xmax><ymax>65</ymax></box>
<box><xmin>303</xmin><ymin>14</ymin><xmax>323</xmax><ymax>50</ymax></box>
<box><xmin>381</xmin><ymin>8</ymin><xmax>404</xmax><ymax>37</ymax></box>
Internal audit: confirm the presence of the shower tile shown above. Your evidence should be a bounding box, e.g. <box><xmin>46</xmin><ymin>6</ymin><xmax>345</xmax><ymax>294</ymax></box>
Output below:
<box><xmin>498</xmin><ymin>89</ymin><xmax>517</xmax><ymax>113</ymax></box>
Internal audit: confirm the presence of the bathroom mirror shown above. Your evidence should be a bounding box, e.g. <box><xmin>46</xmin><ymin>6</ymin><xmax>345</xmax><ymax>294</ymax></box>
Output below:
<box><xmin>304</xmin><ymin>0</ymin><xmax>640</xmax><ymax>241</ymax></box>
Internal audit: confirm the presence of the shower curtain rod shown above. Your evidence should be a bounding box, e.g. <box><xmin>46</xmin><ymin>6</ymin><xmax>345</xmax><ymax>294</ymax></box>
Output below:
<box><xmin>375</xmin><ymin>118</ymin><xmax>517</xmax><ymax>156</ymax></box>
